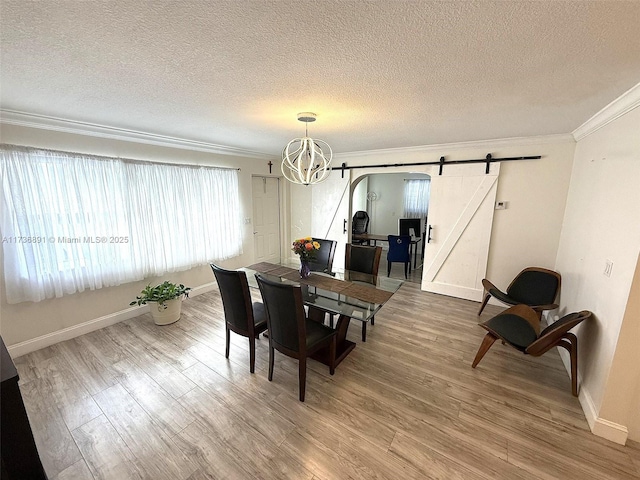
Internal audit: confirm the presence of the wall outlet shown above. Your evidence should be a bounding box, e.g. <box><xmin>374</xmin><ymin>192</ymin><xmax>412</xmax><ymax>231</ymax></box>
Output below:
<box><xmin>495</xmin><ymin>201</ymin><xmax>507</xmax><ymax>210</ymax></box>
<box><xmin>604</xmin><ymin>259</ymin><xmax>613</xmax><ymax>277</ymax></box>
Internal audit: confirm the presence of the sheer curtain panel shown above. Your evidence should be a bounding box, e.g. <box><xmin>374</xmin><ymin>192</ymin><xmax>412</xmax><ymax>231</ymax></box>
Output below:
<box><xmin>1</xmin><ymin>145</ymin><xmax>242</xmax><ymax>304</ymax></box>
<box><xmin>403</xmin><ymin>179</ymin><xmax>430</xmax><ymax>219</ymax></box>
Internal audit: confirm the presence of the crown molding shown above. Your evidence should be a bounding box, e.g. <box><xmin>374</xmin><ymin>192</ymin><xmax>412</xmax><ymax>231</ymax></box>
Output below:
<box><xmin>572</xmin><ymin>82</ymin><xmax>640</xmax><ymax>141</ymax></box>
<box><xmin>0</xmin><ymin>109</ymin><xmax>276</xmax><ymax>160</ymax></box>
<box><xmin>335</xmin><ymin>133</ymin><xmax>575</xmax><ymax>159</ymax></box>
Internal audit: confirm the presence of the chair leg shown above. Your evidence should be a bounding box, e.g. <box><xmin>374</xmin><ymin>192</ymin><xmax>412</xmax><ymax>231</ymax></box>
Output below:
<box><xmin>558</xmin><ymin>334</ymin><xmax>579</xmax><ymax>396</ymax></box>
<box><xmin>329</xmin><ymin>314</ymin><xmax>334</xmax><ymax>329</ymax></box>
<box><xmin>472</xmin><ymin>333</ymin><xmax>497</xmax><ymax>368</ymax></box>
<box><xmin>387</xmin><ymin>261</ymin><xmax>391</xmax><ymax>277</ymax></box>
<box><xmin>268</xmin><ymin>344</ymin><xmax>274</xmax><ymax>381</ymax></box>
<box><xmin>477</xmin><ymin>293</ymin><xmax>491</xmax><ymax>315</ymax></box>
<box><xmin>249</xmin><ymin>335</ymin><xmax>256</xmax><ymax>374</ymax></box>
<box><xmin>404</xmin><ymin>262</ymin><xmax>408</xmax><ymax>279</ymax></box>
<box><xmin>225</xmin><ymin>326</ymin><xmax>230</xmax><ymax>358</ymax></box>
<box><xmin>371</xmin><ymin>315</ymin><xmax>374</xmax><ymax>326</ymax></box>
<box><xmin>299</xmin><ymin>357</ymin><xmax>307</xmax><ymax>402</ymax></box>
<box><xmin>329</xmin><ymin>337</ymin><xmax>336</xmax><ymax>376</ymax></box>
<box><xmin>362</xmin><ymin>321</ymin><xmax>367</xmax><ymax>342</ymax></box>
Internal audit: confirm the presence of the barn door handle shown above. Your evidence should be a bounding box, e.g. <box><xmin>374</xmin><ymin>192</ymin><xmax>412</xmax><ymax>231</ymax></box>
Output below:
<box><xmin>427</xmin><ymin>225</ymin><xmax>433</xmax><ymax>243</ymax></box>
<box><xmin>343</xmin><ymin>219</ymin><xmax>347</xmax><ymax>234</ymax></box>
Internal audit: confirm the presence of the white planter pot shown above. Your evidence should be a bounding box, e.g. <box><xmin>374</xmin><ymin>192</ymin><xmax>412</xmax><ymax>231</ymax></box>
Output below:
<box><xmin>148</xmin><ymin>298</ymin><xmax>182</xmax><ymax>325</ymax></box>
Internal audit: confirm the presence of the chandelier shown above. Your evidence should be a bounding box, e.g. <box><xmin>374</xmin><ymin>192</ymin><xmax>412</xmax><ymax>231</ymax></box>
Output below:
<box><xmin>281</xmin><ymin>112</ymin><xmax>333</xmax><ymax>185</ymax></box>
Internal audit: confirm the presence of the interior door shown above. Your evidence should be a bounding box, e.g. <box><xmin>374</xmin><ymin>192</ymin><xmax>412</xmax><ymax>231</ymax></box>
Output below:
<box><xmin>252</xmin><ymin>176</ymin><xmax>281</xmax><ymax>263</ymax></box>
<box><xmin>421</xmin><ymin>164</ymin><xmax>500</xmax><ymax>301</ymax></box>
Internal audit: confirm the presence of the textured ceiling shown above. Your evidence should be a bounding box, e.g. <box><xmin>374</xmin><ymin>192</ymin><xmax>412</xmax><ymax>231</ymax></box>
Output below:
<box><xmin>2</xmin><ymin>1</ymin><xmax>640</xmax><ymax>155</ymax></box>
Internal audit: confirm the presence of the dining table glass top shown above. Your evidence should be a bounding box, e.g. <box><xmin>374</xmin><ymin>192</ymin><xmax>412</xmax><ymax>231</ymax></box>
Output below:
<box><xmin>240</xmin><ymin>261</ymin><xmax>404</xmax><ymax>322</ymax></box>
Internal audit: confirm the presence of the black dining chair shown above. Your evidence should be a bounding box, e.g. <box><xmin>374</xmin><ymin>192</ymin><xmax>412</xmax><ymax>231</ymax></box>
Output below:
<box><xmin>210</xmin><ymin>264</ymin><xmax>268</xmax><ymax>373</ymax></box>
<box><xmin>308</xmin><ymin>238</ymin><xmax>337</xmax><ymax>274</ymax></box>
<box><xmin>345</xmin><ymin>244</ymin><xmax>382</xmax><ymax>341</ymax></box>
<box><xmin>387</xmin><ymin>235</ymin><xmax>412</xmax><ymax>278</ymax></box>
<box><xmin>255</xmin><ymin>274</ymin><xmax>336</xmax><ymax>402</ymax></box>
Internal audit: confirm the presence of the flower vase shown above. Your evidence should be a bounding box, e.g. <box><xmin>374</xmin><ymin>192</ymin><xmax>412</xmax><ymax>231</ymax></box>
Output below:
<box><xmin>299</xmin><ymin>259</ymin><xmax>311</xmax><ymax>279</ymax></box>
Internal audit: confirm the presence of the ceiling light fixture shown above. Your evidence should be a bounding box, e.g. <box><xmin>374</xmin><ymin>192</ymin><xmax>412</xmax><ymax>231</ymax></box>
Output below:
<box><xmin>281</xmin><ymin>112</ymin><xmax>333</xmax><ymax>185</ymax></box>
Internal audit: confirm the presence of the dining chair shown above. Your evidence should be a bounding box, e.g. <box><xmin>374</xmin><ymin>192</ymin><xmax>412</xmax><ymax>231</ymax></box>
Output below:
<box><xmin>477</xmin><ymin>267</ymin><xmax>561</xmax><ymax>318</ymax></box>
<box><xmin>472</xmin><ymin>304</ymin><xmax>591</xmax><ymax>396</ymax></box>
<box><xmin>386</xmin><ymin>234</ymin><xmax>412</xmax><ymax>278</ymax></box>
<box><xmin>345</xmin><ymin>244</ymin><xmax>382</xmax><ymax>341</ymax></box>
<box><xmin>255</xmin><ymin>274</ymin><xmax>336</xmax><ymax>402</ymax></box>
<box><xmin>308</xmin><ymin>238</ymin><xmax>337</xmax><ymax>273</ymax></box>
<box><xmin>210</xmin><ymin>264</ymin><xmax>268</xmax><ymax>373</ymax></box>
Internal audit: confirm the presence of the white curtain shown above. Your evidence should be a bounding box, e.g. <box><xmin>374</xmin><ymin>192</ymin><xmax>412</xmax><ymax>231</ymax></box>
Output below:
<box><xmin>403</xmin><ymin>178</ymin><xmax>430</xmax><ymax>219</ymax></box>
<box><xmin>1</xmin><ymin>145</ymin><xmax>242</xmax><ymax>304</ymax></box>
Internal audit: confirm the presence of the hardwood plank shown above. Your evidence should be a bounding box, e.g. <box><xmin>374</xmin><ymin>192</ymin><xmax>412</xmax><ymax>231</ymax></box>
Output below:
<box><xmin>57</xmin><ymin>337</ymin><xmax>120</xmax><ymax>395</ymax></box>
<box><xmin>19</xmin><ymin>378</ymin><xmax>83</xmax><ymax>478</ymax></box>
<box><xmin>274</xmin><ymin>391</ymin><xmax>428</xmax><ymax>480</ymax></box>
<box><xmin>389</xmin><ymin>431</ymin><xmax>489</xmax><ymax>480</ymax></box>
<box><xmin>177</xmin><ymin>388</ymin><xmax>313</xmax><ymax>479</ymax></box>
<box><xmin>29</xmin><ymin>354</ymin><xmax>103</xmax><ymax>431</ymax></box>
<box><xmin>54</xmin><ymin>459</ymin><xmax>95</xmax><ymax>480</ymax></box>
<box><xmin>71</xmin><ymin>415</ymin><xmax>142</xmax><ymax>480</ymax></box>
<box><xmin>181</xmin><ymin>361</ymin><xmax>296</xmax><ymax>444</ymax></box>
<box><xmin>110</xmin><ymin>357</ymin><xmax>196</xmax><ymax>437</ymax></box>
<box><xmin>92</xmin><ymin>384</ymin><xmax>198</xmax><ymax>480</ymax></box>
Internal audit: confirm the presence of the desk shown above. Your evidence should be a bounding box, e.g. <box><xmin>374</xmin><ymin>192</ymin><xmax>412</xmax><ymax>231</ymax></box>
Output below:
<box><xmin>241</xmin><ymin>262</ymin><xmax>403</xmax><ymax>367</ymax></box>
<box><xmin>352</xmin><ymin>233</ymin><xmax>422</xmax><ymax>269</ymax></box>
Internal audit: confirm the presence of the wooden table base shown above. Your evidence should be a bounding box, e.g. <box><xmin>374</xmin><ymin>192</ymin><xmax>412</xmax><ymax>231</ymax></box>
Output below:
<box><xmin>307</xmin><ymin>307</ymin><xmax>357</xmax><ymax>368</ymax></box>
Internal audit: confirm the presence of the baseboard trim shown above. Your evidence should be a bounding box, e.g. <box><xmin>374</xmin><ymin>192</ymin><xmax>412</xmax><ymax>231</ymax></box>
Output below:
<box><xmin>7</xmin><ymin>281</ymin><xmax>218</xmax><ymax>358</ymax></box>
<box><xmin>557</xmin><ymin>348</ymin><xmax>629</xmax><ymax>445</ymax></box>
<box><xmin>420</xmin><ymin>282</ymin><xmax>483</xmax><ymax>302</ymax></box>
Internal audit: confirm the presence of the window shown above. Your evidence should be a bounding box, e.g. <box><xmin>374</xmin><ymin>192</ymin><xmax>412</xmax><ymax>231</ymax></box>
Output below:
<box><xmin>403</xmin><ymin>178</ymin><xmax>430</xmax><ymax>219</ymax></box>
<box><xmin>1</xmin><ymin>145</ymin><xmax>242</xmax><ymax>304</ymax></box>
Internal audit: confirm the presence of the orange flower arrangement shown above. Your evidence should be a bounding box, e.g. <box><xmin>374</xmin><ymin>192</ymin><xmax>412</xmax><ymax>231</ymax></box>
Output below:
<box><xmin>292</xmin><ymin>237</ymin><xmax>321</xmax><ymax>260</ymax></box>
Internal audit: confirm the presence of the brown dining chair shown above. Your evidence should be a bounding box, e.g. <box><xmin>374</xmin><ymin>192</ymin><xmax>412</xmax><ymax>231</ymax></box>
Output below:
<box><xmin>345</xmin><ymin>244</ymin><xmax>382</xmax><ymax>341</ymax></box>
<box><xmin>210</xmin><ymin>264</ymin><xmax>267</xmax><ymax>373</ymax></box>
<box><xmin>255</xmin><ymin>274</ymin><xmax>337</xmax><ymax>402</ymax></box>
<box><xmin>478</xmin><ymin>267</ymin><xmax>561</xmax><ymax>318</ymax></box>
<box><xmin>472</xmin><ymin>304</ymin><xmax>592</xmax><ymax>396</ymax></box>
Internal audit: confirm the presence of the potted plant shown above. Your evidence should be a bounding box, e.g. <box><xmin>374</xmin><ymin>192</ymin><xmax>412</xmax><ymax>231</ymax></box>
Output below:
<box><xmin>130</xmin><ymin>281</ymin><xmax>191</xmax><ymax>325</ymax></box>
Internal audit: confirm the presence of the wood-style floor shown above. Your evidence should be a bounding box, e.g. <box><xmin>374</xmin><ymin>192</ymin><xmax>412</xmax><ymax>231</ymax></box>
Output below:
<box><xmin>14</xmin><ymin>280</ymin><xmax>640</xmax><ymax>479</ymax></box>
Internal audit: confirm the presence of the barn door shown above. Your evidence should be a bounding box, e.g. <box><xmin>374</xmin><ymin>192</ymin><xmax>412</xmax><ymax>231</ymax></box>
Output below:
<box><xmin>311</xmin><ymin>172</ymin><xmax>350</xmax><ymax>270</ymax></box>
<box><xmin>421</xmin><ymin>164</ymin><xmax>500</xmax><ymax>301</ymax></box>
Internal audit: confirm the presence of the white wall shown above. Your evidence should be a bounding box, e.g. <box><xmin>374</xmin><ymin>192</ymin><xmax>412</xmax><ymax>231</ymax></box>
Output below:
<box><xmin>0</xmin><ymin>124</ymin><xmax>275</xmax><ymax>351</ymax></box>
<box><xmin>555</xmin><ymin>103</ymin><xmax>640</xmax><ymax>443</ymax></box>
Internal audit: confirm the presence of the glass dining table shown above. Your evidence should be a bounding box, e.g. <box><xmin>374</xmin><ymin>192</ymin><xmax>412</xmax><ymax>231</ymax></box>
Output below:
<box><xmin>240</xmin><ymin>261</ymin><xmax>404</xmax><ymax>368</ymax></box>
